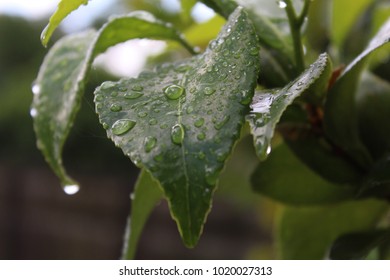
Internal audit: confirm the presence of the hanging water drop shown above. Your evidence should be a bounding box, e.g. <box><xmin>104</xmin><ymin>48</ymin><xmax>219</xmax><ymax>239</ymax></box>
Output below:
<box><xmin>31</xmin><ymin>82</ymin><xmax>40</xmax><ymax>95</ymax></box>
<box><xmin>164</xmin><ymin>84</ymin><xmax>185</xmax><ymax>100</ymax></box>
<box><xmin>277</xmin><ymin>1</ymin><xmax>287</xmax><ymax>8</ymax></box>
<box><xmin>100</xmin><ymin>81</ymin><xmax>116</xmax><ymax>90</ymax></box>
<box><xmin>112</xmin><ymin>119</ymin><xmax>136</xmax><ymax>135</ymax></box>
<box><xmin>171</xmin><ymin>123</ymin><xmax>185</xmax><ymax>145</ymax></box>
<box><xmin>63</xmin><ymin>184</ymin><xmax>80</xmax><ymax>195</ymax></box>
<box><xmin>144</xmin><ymin>136</ymin><xmax>157</xmax><ymax>153</ymax></box>
<box><xmin>30</xmin><ymin>108</ymin><xmax>38</xmax><ymax>118</ymax></box>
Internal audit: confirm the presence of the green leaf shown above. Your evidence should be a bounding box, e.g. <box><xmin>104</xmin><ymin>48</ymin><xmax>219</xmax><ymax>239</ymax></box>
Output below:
<box><xmin>356</xmin><ymin>73</ymin><xmax>390</xmax><ymax>159</ymax></box>
<box><xmin>41</xmin><ymin>0</ymin><xmax>89</xmax><ymax>47</ymax></box>
<box><xmin>32</xmin><ymin>12</ymin><xmax>196</xmax><ymax>189</ymax></box>
<box><xmin>247</xmin><ymin>53</ymin><xmax>331</xmax><ymax>160</ymax></box>
<box><xmin>94</xmin><ymin>8</ymin><xmax>260</xmax><ymax>247</ymax></box>
<box><xmin>122</xmin><ymin>170</ymin><xmax>163</xmax><ymax>260</ymax></box>
<box><xmin>330</xmin><ymin>230</ymin><xmax>390</xmax><ymax>260</ymax></box>
<box><xmin>180</xmin><ymin>0</ymin><xmax>197</xmax><ymax>24</ymax></box>
<box><xmin>251</xmin><ymin>143</ymin><xmax>357</xmax><ymax>206</ymax></box>
<box><xmin>359</xmin><ymin>156</ymin><xmax>390</xmax><ymax>198</ymax></box>
<box><xmin>277</xmin><ymin>199</ymin><xmax>388</xmax><ymax>259</ymax></box>
<box><xmin>324</xmin><ymin>18</ymin><xmax>390</xmax><ymax>168</ymax></box>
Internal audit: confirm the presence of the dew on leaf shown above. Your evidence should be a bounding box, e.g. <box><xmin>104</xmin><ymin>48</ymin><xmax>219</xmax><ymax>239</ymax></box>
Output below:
<box><xmin>197</xmin><ymin>132</ymin><xmax>206</xmax><ymax>141</ymax></box>
<box><xmin>144</xmin><ymin>136</ymin><xmax>157</xmax><ymax>153</ymax></box>
<box><xmin>131</xmin><ymin>85</ymin><xmax>143</xmax><ymax>91</ymax></box>
<box><xmin>32</xmin><ymin>82</ymin><xmax>40</xmax><ymax>95</ymax></box>
<box><xmin>100</xmin><ymin>81</ymin><xmax>116</xmax><ymax>90</ymax></box>
<box><xmin>95</xmin><ymin>94</ymin><xmax>103</xmax><ymax>101</ymax></box>
<box><xmin>154</xmin><ymin>154</ymin><xmax>163</xmax><ymax>162</ymax></box>
<box><xmin>102</xmin><ymin>122</ymin><xmax>109</xmax><ymax>129</ymax></box>
<box><xmin>124</xmin><ymin>91</ymin><xmax>143</xmax><ymax>99</ymax></box>
<box><xmin>110</xmin><ymin>104</ymin><xmax>122</xmax><ymax>112</ymax></box>
<box><xmin>214</xmin><ymin>115</ymin><xmax>230</xmax><ymax>130</ymax></box>
<box><xmin>137</xmin><ymin>111</ymin><xmax>148</xmax><ymax>118</ymax></box>
<box><xmin>30</xmin><ymin>108</ymin><xmax>38</xmax><ymax>118</ymax></box>
<box><xmin>149</xmin><ymin>118</ymin><xmax>158</xmax><ymax>125</ymax></box>
<box><xmin>204</xmin><ymin>87</ymin><xmax>216</xmax><ymax>96</ymax></box>
<box><xmin>171</xmin><ymin>123</ymin><xmax>185</xmax><ymax>145</ymax></box>
<box><xmin>164</xmin><ymin>84</ymin><xmax>185</xmax><ymax>100</ymax></box>
<box><xmin>112</xmin><ymin>119</ymin><xmax>136</xmax><ymax>135</ymax></box>
<box><xmin>198</xmin><ymin>152</ymin><xmax>206</xmax><ymax>160</ymax></box>
<box><xmin>194</xmin><ymin>118</ymin><xmax>205</xmax><ymax>128</ymax></box>
<box><xmin>186</xmin><ymin>106</ymin><xmax>194</xmax><ymax>114</ymax></box>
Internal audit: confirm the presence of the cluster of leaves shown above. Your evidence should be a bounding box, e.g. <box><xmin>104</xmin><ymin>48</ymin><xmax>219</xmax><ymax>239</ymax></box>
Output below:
<box><xmin>32</xmin><ymin>0</ymin><xmax>390</xmax><ymax>259</ymax></box>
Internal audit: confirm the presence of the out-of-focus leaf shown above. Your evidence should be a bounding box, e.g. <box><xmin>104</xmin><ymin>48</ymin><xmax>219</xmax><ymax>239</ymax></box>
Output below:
<box><xmin>94</xmin><ymin>8</ymin><xmax>260</xmax><ymax>247</ymax></box>
<box><xmin>251</xmin><ymin>143</ymin><xmax>357</xmax><ymax>206</ymax></box>
<box><xmin>277</xmin><ymin>199</ymin><xmax>388</xmax><ymax>259</ymax></box>
<box><xmin>330</xmin><ymin>230</ymin><xmax>390</xmax><ymax>260</ymax></box>
<box><xmin>359</xmin><ymin>156</ymin><xmax>390</xmax><ymax>198</ymax></box>
<box><xmin>356</xmin><ymin>73</ymin><xmax>390</xmax><ymax>159</ymax></box>
<box><xmin>41</xmin><ymin>0</ymin><xmax>89</xmax><ymax>47</ymax></box>
<box><xmin>332</xmin><ymin>0</ymin><xmax>373</xmax><ymax>47</ymax></box>
<box><xmin>32</xmin><ymin>12</ymin><xmax>196</xmax><ymax>189</ymax></box>
<box><xmin>180</xmin><ymin>0</ymin><xmax>197</xmax><ymax>24</ymax></box>
<box><xmin>185</xmin><ymin>15</ymin><xmax>225</xmax><ymax>49</ymax></box>
<box><xmin>247</xmin><ymin>53</ymin><xmax>331</xmax><ymax>160</ymax></box>
<box><xmin>122</xmin><ymin>170</ymin><xmax>163</xmax><ymax>260</ymax></box>
<box><xmin>306</xmin><ymin>0</ymin><xmax>331</xmax><ymax>53</ymax></box>
<box><xmin>324</xmin><ymin>18</ymin><xmax>390</xmax><ymax>168</ymax></box>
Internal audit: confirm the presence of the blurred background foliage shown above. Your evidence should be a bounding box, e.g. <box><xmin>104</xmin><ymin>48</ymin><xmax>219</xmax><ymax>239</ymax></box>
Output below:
<box><xmin>0</xmin><ymin>0</ymin><xmax>390</xmax><ymax>259</ymax></box>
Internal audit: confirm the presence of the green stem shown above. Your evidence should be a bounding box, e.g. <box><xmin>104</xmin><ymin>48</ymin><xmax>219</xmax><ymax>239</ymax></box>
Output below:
<box><xmin>284</xmin><ymin>0</ymin><xmax>311</xmax><ymax>73</ymax></box>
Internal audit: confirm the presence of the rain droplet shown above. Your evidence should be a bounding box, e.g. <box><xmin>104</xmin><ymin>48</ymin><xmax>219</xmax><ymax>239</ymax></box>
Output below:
<box><xmin>124</xmin><ymin>91</ymin><xmax>143</xmax><ymax>99</ymax></box>
<box><xmin>171</xmin><ymin>123</ymin><xmax>185</xmax><ymax>145</ymax></box>
<box><xmin>111</xmin><ymin>92</ymin><xmax>118</xmax><ymax>97</ymax></box>
<box><xmin>204</xmin><ymin>87</ymin><xmax>216</xmax><ymax>96</ymax></box>
<box><xmin>214</xmin><ymin>115</ymin><xmax>230</xmax><ymax>130</ymax></box>
<box><xmin>197</xmin><ymin>132</ymin><xmax>206</xmax><ymax>141</ymax></box>
<box><xmin>30</xmin><ymin>108</ymin><xmax>38</xmax><ymax>117</ymax></box>
<box><xmin>164</xmin><ymin>84</ymin><xmax>185</xmax><ymax>100</ymax></box>
<box><xmin>240</xmin><ymin>90</ymin><xmax>252</xmax><ymax>105</ymax></box>
<box><xmin>95</xmin><ymin>94</ymin><xmax>103</xmax><ymax>101</ymax></box>
<box><xmin>137</xmin><ymin>111</ymin><xmax>148</xmax><ymax>118</ymax></box>
<box><xmin>149</xmin><ymin>118</ymin><xmax>158</xmax><ymax>125</ymax></box>
<box><xmin>131</xmin><ymin>85</ymin><xmax>143</xmax><ymax>91</ymax></box>
<box><xmin>144</xmin><ymin>136</ymin><xmax>157</xmax><ymax>153</ymax></box>
<box><xmin>266</xmin><ymin>145</ymin><xmax>272</xmax><ymax>155</ymax></box>
<box><xmin>100</xmin><ymin>81</ymin><xmax>116</xmax><ymax>90</ymax></box>
<box><xmin>186</xmin><ymin>106</ymin><xmax>194</xmax><ymax>114</ymax></box>
<box><xmin>32</xmin><ymin>82</ymin><xmax>40</xmax><ymax>95</ymax></box>
<box><xmin>112</xmin><ymin>119</ymin><xmax>136</xmax><ymax>135</ymax></box>
<box><xmin>205</xmin><ymin>166</ymin><xmax>220</xmax><ymax>186</ymax></box>
<box><xmin>194</xmin><ymin>118</ymin><xmax>205</xmax><ymax>128</ymax></box>
<box><xmin>63</xmin><ymin>184</ymin><xmax>80</xmax><ymax>195</ymax></box>
<box><xmin>110</xmin><ymin>104</ymin><xmax>122</xmax><ymax>112</ymax></box>
<box><xmin>198</xmin><ymin>152</ymin><xmax>206</xmax><ymax>160</ymax></box>
<box><xmin>249</xmin><ymin>46</ymin><xmax>259</xmax><ymax>56</ymax></box>
<box><xmin>216</xmin><ymin>150</ymin><xmax>228</xmax><ymax>162</ymax></box>
<box><xmin>102</xmin><ymin>123</ymin><xmax>109</xmax><ymax>129</ymax></box>
<box><xmin>277</xmin><ymin>1</ymin><xmax>287</xmax><ymax>8</ymax></box>
<box><xmin>154</xmin><ymin>154</ymin><xmax>163</xmax><ymax>162</ymax></box>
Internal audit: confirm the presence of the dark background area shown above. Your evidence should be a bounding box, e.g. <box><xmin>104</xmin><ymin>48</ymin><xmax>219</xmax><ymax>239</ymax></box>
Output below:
<box><xmin>0</xmin><ymin>5</ymin><xmax>273</xmax><ymax>259</ymax></box>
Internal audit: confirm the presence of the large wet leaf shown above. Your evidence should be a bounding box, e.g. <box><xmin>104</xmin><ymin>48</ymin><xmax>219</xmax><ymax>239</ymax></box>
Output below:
<box><xmin>277</xmin><ymin>199</ymin><xmax>387</xmax><ymax>259</ymax></box>
<box><xmin>330</xmin><ymin>230</ymin><xmax>390</xmax><ymax>260</ymax></box>
<box><xmin>324</xmin><ymin>18</ymin><xmax>390</xmax><ymax>168</ymax></box>
<box><xmin>121</xmin><ymin>170</ymin><xmax>163</xmax><ymax>260</ymax></box>
<box><xmin>32</xmin><ymin>12</ymin><xmax>196</xmax><ymax>189</ymax></box>
<box><xmin>251</xmin><ymin>144</ymin><xmax>357</xmax><ymax>206</ymax></box>
<box><xmin>246</xmin><ymin>53</ymin><xmax>331</xmax><ymax>160</ymax></box>
<box><xmin>94</xmin><ymin>8</ymin><xmax>260</xmax><ymax>247</ymax></box>
<box><xmin>41</xmin><ymin>0</ymin><xmax>89</xmax><ymax>47</ymax></box>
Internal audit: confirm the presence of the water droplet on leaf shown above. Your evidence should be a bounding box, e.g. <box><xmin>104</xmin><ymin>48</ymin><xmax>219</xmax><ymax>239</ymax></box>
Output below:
<box><xmin>194</xmin><ymin>118</ymin><xmax>205</xmax><ymax>128</ymax></box>
<box><xmin>32</xmin><ymin>82</ymin><xmax>40</xmax><ymax>95</ymax></box>
<box><xmin>124</xmin><ymin>91</ymin><xmax>143</xmax><ymax>99</ymax></box>
<box><xmin>112</xmin><ymin>119</ymin><xmax>136</xmax><ymax>135</ymax></box>
<box><xmin>171</xmin><ymin>123</ymin><xmax>185</xmax><ymax>145</ymax></box>
<box><xmin>277</xmin><ymin>1</ymin><xmax>287</xmax><ymax>8</ymax></box>
<box><xmin>110</xmin><ymin>104</ymin><xmax>122</xmax><ymax>112</ymax></box>
<box><xmin>164</xmin><ymin>85</ymin><xmax>185</xmax><ymax>100</ymax></box>
<box><xmin>204</xmin><ymin>87</ymin><xmax>216</xmax><ymax>96</ymax></box>
<box><xmin>30</xmin><ymin>108</ymin><xmax>37</xmax><ymax>117</ymax></box>
<box><xmin>149</xmin><ymin>118</ymin><xmax>158</xmax><ymax>125</ymax></box>
<box><xmin>197</xmin><ymin>132</ymin><xmax>206</xmax><ymax>141</ymax></box>
<box><xmin>144</xmin><ymin>136</ymin><xmax>157</xmax><ymax>153</ymax></box>
<box><xmin>131</xmin><ymin>85</ymin><xmax>143</xmax><ymax>91</ymax></box>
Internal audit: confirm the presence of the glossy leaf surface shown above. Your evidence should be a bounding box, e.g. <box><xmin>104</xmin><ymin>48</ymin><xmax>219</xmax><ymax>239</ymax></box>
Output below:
<box><xmin>247</xmin><ymin>53</ymin><xmax>331</xmax><ymax>160</ymax></box>
<box><xmin>94</xmin><ymin>8</ymin><xmax>260</xmax><ymax>247</ymax></box>
<box><xmin>122</xmin><ymin>170</ymin><xmax>163</xmax><ymax>260</ymax></box>
<box><xmin>330</xmin><ymin>230</ymin><xmax>390</xmax><ymax>260</ymax></box>
<box><xmin>41</xmin><ymin>0</ymin><xmax>89</xmax><ymax>47</ymax></box>
<box><xmin>324</xmin><ymin>18</ymin><xmax>390</xmax><ymax>168</ymax></box>
<box><xmin>33</xmin><ymin>12</ymin><xmax>196</xmax><ymax>189</ymax></box>
<box><xmin>278</xmin><ymin>200</ymin><xmax>387</xmax><ymax>259</ymax></box>
<box><xmin>251</xmin><ymin>144</ymin><xmax>357</xmax><ymax>206</ymax></box>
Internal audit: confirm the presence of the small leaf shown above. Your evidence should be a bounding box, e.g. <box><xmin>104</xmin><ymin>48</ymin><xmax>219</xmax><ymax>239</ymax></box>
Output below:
<box><xmin>251</xmin><ymin>143</ymin><xmax>357</xmax><ymax>206</ymax></box>
<box><xmin>277</xmin><ymin>199</ymin><xmax>388</xmax><ymax>259</ymax></box>
<box><xmin>330</xmin><ymin>230</ymin><xmax>390</xmax><ymax>260</ymax></box>
<box><xmin>41</xmin><ymin>0</ymin><xmax>89</xmax><ymax>47</ymax></box>
<box><xmin>324</xmin><ymin>18</ymin><xmax>390</xmax><ymax>168</ymax></box>
<box><xmin>94</xmin><ymin>8</ymin><xmax>260</xmax><ymax>247</ymax></box>
<box><xmin>122</xmin><ymin>170</ymin><xmax>163</xmax><ymax>260</ymax></box>
<box><xmin>33</xmin><ymin>12</ymin><xmax>196</xmax><ymax>189</ymax></box>
<box><xmin>247</xmin><ymin>53</ymin><xmax>331</xmax><ymax>160</ymax></box>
